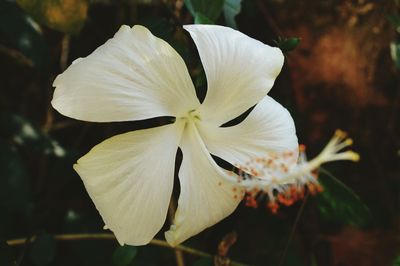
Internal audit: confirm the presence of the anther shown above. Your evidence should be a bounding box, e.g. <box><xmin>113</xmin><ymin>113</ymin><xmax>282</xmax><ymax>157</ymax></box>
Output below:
<box><xmin>224</xmin><ymin>129</ymin><xmax>359</xmax><ymax>214</ymax></box>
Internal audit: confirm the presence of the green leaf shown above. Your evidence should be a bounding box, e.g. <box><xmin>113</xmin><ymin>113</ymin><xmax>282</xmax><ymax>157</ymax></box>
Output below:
<box><xmin>16</xmin><ymin>0</ymin><xmax>88</xmax><ymax>34</ymax></box>
<box><xmin>30</xmin><ymin>233</ymin><xmax>56</xmax><ymax>266</ymax></box>
<box><xmin>317</xmin><ymin>168</ymin><xmax>371</xmax><ymax>227</ymax></box>
<box><xmin>184</xmin><ymin>0</ymin><xmax>224</xmax><ymax>22</ymax></box>
<box><xmin>391</xmin><ymin>42</ymin><xmax>400</xmax><ymax>69</ymax></box>
<box><xmin>311</xmin><ymin>255</ymin><xmax>318</xmax><ymax>266</ymax></box>
<box><xmin>0</xmin><ymin>113</ymin><xmax>66</xmax><ymax>157</ymax></box>
<box><xmin>194</xmin><ymin>12</ymin><xmax>214</xmax><ymax>25</ymax></box>
<box><xmin>139</xmin><ymin>16</ymin><xmax>174</xmax><ymax>41</ymax></box>
<box><xmin>193</xmin><ymin>257</ymin><xmax>213</xmax><ymax>266</ymax></box>
<box><xmin>0</xmin><ymin>1</ymin><xmax>48</xmax><ymax>69</ymax></box>
<box><xmin>223</xmin><ymin>0</ymin><xmax>242</xmax><ymax>28</ymax></box>
<box><xmin>112</xmin><ymin>245</ymin><xmax>137</xmax><ymax>266</ymax></box>
<box><xmin>392</xmin><ymin>255</ymin><xmax>400</xmax><ymax>266</ymax></box>
<box><xmin>0</xmin><ymin>113</ymin><xmax>40</xmax><ymax>145</ymax></box>
<box><xmin>282</xmin><ymin>240</ymin><xmax>306</xmax><ymax>266</ymax></box>
<box><xmin>0</xmin><ymin>140</ymin><xmax>32</xmax><ymax>216</ymax></box>
<box><xmin>388</xmin><ymin>14</ymin><xmax>400</xmax><ymax>33</ymax></box>
<box><xmin>138</xmin><ymin>15</ymin><xmax>190</xmax><ymax>61</ymax></box>
<box><xmin>275</xmin><ymin>37</ymin><xmax>301</xmax><ymax>53</ymax></box>
<box><xmin>0</xmin><ymin>241</ymin><xmax>15</xmax><ymax>265</ymax></box>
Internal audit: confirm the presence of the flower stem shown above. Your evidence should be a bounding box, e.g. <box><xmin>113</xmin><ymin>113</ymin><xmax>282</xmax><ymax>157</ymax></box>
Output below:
<box><xmin>278</xmin><ymin>192</ymin><xmax>309</xmax><ymax>266</ymax></box>
<box><xmin>168</xmin><ymin>197</ymin><xmax>185</xmax><ymax>266</ymax></box>
<box><xmin>6</xmin><ymin>233</ymin><xmax>250</xmax><ymax>266</ymax></box>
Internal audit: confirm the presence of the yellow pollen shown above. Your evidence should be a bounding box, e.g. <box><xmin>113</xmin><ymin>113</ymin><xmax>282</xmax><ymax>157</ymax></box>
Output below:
<box><xmin>299</xmin><ymin>144</ymin><xmax>306</xmax><ymax>152</ymax></box>
<box><xmin>348</xmin><ymin>151</ymin><xmax>360</xmax><ymax>161</ymax></box>
<box><xmin>334</xmin><ymin>129</ymin><xmax>347</xmax><ymax>138</ymax></box>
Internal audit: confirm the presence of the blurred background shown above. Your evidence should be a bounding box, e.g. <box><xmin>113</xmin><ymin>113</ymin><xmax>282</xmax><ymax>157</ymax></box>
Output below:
<box><xmin>0</xmin><ymin>0</ymin><xmax>399</xmax><ymax>265</ymax></box>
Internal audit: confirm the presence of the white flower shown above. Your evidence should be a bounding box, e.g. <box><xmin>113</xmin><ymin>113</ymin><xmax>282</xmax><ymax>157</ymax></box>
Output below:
<box><xmin>51</xmin><ymin>24</ymin><xmax>357</xmax><ymax>247</ymax></box>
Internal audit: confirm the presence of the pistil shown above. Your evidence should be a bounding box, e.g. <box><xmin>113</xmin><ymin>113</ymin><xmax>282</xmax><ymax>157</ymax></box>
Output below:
<box><xmin>225</xmin><ymin>130</ymin><xmax>360</xmax><ymax>213</ymax></box>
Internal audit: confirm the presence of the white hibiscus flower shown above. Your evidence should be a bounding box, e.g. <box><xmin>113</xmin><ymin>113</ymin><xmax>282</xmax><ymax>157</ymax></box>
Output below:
<box><xmin>51</xmin><ymin>24</ymin><xmax>358</xmax><ymax>247</ymax></box>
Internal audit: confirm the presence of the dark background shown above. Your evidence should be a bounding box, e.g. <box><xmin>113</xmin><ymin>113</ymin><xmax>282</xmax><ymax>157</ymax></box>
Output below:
<box><xmin>0</xmin><ymin>0</ymin><xmax>399</xmax><ymax>265</ymax></box>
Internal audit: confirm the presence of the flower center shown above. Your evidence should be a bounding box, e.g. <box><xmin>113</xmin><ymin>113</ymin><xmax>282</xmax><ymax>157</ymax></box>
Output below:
<box><xmin>187</xmin><ymin>109</ymin><xmax>201</xmax><ymax>122</ymax></box>
<box><xmin>178</xmin><ymin>110</ymin><xmax>202</xmax><ymax>131</ymax></box>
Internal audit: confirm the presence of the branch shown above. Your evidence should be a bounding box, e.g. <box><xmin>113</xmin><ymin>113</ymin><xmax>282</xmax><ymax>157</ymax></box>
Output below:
<box><xmin>0</xmin><ymin>44</ymin><xmax>34</xmax><ymax>67</ymax></box>
<box><xmin>6</xmin><ymin>233</ymin><xmax>250</xmax><ymax>266</ymax></box>
<box><xmin>256</xmin><ymin>0</ymin><xmax>284</xmax><ymax>37</ymax></box>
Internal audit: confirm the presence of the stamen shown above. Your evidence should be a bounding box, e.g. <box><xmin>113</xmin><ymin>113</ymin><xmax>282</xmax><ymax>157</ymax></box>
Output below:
<box><xmin>225</xmin><ymin>130</ymin><xmax>359</xmax><ymax>213</ymax></box>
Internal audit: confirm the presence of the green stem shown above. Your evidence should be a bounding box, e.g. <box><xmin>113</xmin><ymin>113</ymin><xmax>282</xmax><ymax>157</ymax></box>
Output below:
<box><xmin>6</xmin><ymin>233</ymin><xmax>250</xmax><ymax>266</ymax></box>
<box><xmin>278</xmin><ymin>192</ymin><xmax>309</xmax><ymax>266</ymax></box>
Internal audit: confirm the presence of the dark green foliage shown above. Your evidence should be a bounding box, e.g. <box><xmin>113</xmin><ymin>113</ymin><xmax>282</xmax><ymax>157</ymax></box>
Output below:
<box><xmin>388</xmin><ymin>13</ymin><xmax>400</xmax><ymax>69</ymax></box>
<box><xmin>184</xmin><ymin>0</ymin><xmax>224</xmax><ymax>22</ymax></box>
<box><xmin>393</xmin><ymin>255</ymin><xmax>400</xmax><ymax>266</ymax></box>
<box><xmin>0</xmin><ymin>1</ymin><xmax>48</xmax><ymax>69</ymax></box>
<box><xmin>184</xmin><ymin>0</ymin><xmax>242</xmax><ymax>27</ymax></box>
<box><xmin>193</xmin><ymin>257</ymin><xmax>213</xmax><ymax>266</ymax></box>
<box><xmin>281</xmin><ymin>240</ymin><xmax>306</xmax><ymax>266</ymax></box>
<box><xmin>29</xmin><ymin>233</ymin><xmax>56</xmax><ymax>266</ymax></box>
<box><xmin>317</xmin><ymin>168</ymin><xmax>371</xmax><ymax>227</ymax></box>
<box><xmin>0</xmin><ymin>1</ymin><xmax>396</xmax><ymax>265</ymax></box>
<box><xmin>0</xmin><ymin>113</ymin><xmax>64</xmax><ymax>156</ymax></box>
<box><xmin>223</xmin><ymin>0</ymin><xmax>242</xmax><ymax>28</ymax></box>
<box><xmin>194</xmin><ymin>12</ymin><xmax>214</xmax><ymax>25</ymax></box>
<box><xmin>0</xmin><ymin>140</ymin><xmax>32</xmax><ymax>217</ymax></box>
<box><xmin>0</xmin><ymin>241</ymin><xmax>16</xmax><ymax>265</ymax></box>
<box><xmin>388</xmin><ymin>14</ymin><xmax>400</xmax><ymax>32</ymax></box>
<box><xmin>391</xmin><ymin>41</ymin><xmax>400</xmax><ymax>69</ymax></box>
<box><xmin>274</xmin><ymin>37</ymin><xmax>301</xmax><ymax>54</ymax></box>
<box><xmin>112</xmin><ymin>245</ymin><xmax>137</xmax><ymax>266</ymax></box>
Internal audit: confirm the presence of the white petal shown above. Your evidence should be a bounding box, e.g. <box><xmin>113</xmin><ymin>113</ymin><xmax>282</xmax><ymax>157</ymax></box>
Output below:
<box><xmin>198</xmin><ymin>96</ymin><xmax>298</xmax><ymax>167</ymax></box>
<box><xmin>165</xmin><ymin>122</ymin><xmax>241</xmax><ymax>246</ymax></box>
<box><xmin>184</xmin><ymin>24</ymin><xmax>284</xmax><ymax>126</ymax></box>
<box><xmin>74</xmin><ymin>121</ymin><xmax>184</xmax><ymax>245</ymax></box>
<box><xmin>52</xmin><ymin>25</ymin><xmax>199</xmax><ymax>122</ymax></box>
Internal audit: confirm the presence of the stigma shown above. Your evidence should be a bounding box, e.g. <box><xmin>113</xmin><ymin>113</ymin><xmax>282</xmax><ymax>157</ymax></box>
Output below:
<box><xmin>226</xmin><ymin>129</ymin><xmax>360</xmax><ymax>213</ymax></box>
